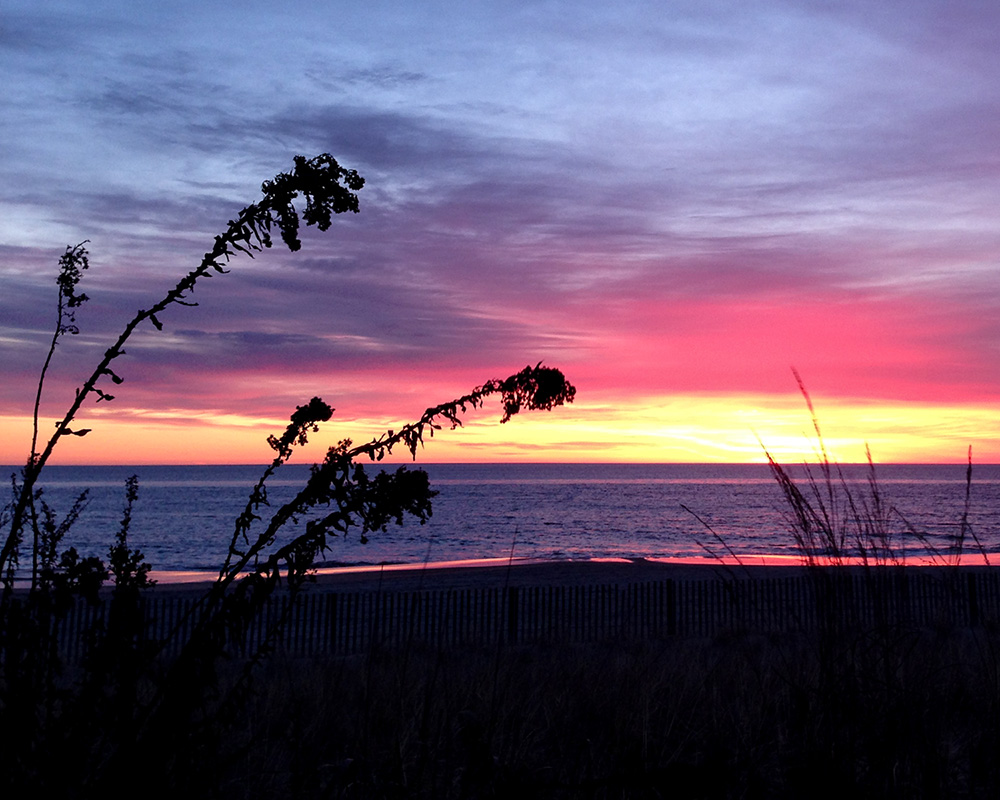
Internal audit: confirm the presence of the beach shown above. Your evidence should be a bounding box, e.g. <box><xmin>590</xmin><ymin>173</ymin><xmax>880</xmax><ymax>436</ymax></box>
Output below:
<box><xmin>146</xmin><ymin>556</ymin><xmax>805</xmax><ymax>596</ymax></box>
<box><xmin>149</xmin><ymin>554</ymin><xmax>995</xmax><ymax>595</ymax></box>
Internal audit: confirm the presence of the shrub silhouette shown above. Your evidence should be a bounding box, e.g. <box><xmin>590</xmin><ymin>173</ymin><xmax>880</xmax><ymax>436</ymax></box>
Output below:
<box><xmin>0</xmin><ymin>153</ymin><xmax>576</xmax><ymax>794</ymax></box>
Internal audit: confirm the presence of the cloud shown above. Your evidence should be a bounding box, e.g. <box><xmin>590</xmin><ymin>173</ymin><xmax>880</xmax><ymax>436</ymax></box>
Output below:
<box><xmin>3</xmin><ymin>0</ymin><xmax>1000</xmax><ymax>461</ymax></box>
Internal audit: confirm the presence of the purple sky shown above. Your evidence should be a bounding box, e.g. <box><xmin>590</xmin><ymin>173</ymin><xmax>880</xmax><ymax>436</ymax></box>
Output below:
<box><xmin>3</xmin><ymin>1</ymin><xmax>1000</xmax><ymax>463</ymax></box>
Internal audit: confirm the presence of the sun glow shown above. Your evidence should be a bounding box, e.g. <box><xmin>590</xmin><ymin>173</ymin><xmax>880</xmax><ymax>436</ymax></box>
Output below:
<box><xmin>2</xmin><ymin>392</ymin><xmax>995</xmax><ymax>466</ymax></box>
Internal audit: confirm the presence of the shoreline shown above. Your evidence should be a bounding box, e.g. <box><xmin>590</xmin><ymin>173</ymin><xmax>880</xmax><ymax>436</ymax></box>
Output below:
<box><xmin>145</xmin><ymin>553</ymin><xmax>998</xmax><ymax>595</ymax></box>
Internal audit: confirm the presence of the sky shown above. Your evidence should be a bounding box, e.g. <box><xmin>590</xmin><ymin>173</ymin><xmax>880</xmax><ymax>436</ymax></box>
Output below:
<box><xmin>2</xmin><ymin>0</ymin><xmax>1000</xmax><ymax>465</ymax></box>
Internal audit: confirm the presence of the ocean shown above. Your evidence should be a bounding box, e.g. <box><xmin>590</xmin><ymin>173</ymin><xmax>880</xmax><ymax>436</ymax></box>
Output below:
<box><xmin>3</xmin><ymin>463</ymin><xmax>999</xmax><ymax>575</ymax></box>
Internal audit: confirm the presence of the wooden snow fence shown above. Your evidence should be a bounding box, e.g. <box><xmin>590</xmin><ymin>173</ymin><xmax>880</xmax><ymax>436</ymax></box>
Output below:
<box><xmin>45</xmin><ymin>569</ymin><xmax>1000</xmax><ymax>660</ymax></box>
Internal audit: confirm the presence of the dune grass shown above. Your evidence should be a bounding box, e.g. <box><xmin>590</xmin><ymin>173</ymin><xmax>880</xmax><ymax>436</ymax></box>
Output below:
<box><xmin>186</xmin><ymin>617</ymin><xmax>1000</xmax><ymax>799</ymax></box>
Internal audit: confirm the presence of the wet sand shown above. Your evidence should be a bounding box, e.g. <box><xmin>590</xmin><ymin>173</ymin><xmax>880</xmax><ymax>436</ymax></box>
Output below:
<box><xmin>147</xmin><ymin>556</ymin><xmax>788</xmax><ymax>593</ymax></box>
<box><xmin>300</xmin><ymin>557</ymin><xmax>803</xmax><ymax>593</ymax></box>
<box><xmin>146</xmin><ymin>555</ymin><xmax>993</xmax><ymax>596</ymax></box>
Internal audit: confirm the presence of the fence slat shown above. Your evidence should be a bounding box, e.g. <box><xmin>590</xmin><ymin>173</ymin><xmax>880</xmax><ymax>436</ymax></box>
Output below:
<box><xmin>37</xmin><ymin>570</ymin><xmax>1000</xmax><ymax>660</ymax></box>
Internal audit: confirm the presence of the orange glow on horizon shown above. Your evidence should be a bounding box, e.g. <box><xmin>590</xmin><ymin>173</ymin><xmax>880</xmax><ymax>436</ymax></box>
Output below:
<box><xmin>2</xmin><ymin>392</ymin><xmax>997</xmax><ymax>466</ymax></box>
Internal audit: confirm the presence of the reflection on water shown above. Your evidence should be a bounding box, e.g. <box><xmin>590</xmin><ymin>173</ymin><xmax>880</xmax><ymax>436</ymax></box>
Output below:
<box><xmin>4</xmin><ymin>463</ymin><xmax>997</xmax><ymax>572</ymax></box>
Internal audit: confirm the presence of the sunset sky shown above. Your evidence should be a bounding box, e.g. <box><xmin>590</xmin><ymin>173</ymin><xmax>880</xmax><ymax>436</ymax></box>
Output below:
<box><xmin>3</xmin><ymin>1</ymin><xmax>1000</xmax><ymax>465</ymax></box>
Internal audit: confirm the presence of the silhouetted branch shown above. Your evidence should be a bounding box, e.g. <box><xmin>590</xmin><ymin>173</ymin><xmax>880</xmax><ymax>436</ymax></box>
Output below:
<box><xmin>1</xmin><ymin>154</ymin><xmax>364</xmax><ymax>593</ymax></box>
<box><xmin>213</xmin><ymin>363</ymin><xmax>576</xmax><ymax>596</ymax></box>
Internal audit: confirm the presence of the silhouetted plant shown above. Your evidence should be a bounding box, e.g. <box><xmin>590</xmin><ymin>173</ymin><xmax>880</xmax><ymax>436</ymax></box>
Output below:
<box><xmin>89</xmin><ymin>362</ymin><xmax>575</xmax><ymax>796</ymax></box>
<box><xmin>0</xmin><ymin>153</ymin><xmax>575</xmax><ymax>795</ymax></box>
<box><xmin>2</xmin><ymin>154</ymin><xmax>366</xmax><ymax>594</ymax></box>
<box><xmin>748</xmin><ymin>370</ymin><xmax>981</xmax><ymax>569</ymax></box>
<box><xmin>676</xmin><ymin>376</ymin><xmax>1000</xmax><ymax>798</ymax></box>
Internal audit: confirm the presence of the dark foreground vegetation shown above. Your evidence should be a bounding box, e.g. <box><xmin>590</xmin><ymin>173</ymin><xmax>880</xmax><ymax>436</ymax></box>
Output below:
<box><xmin>10</xmin><ymin>565</ymin><xmax>1000</xmax><ymax>799</ymax></box>
<box><xmin>224</xmin><ymin>620</ymin><xmax>1000</xmax><ymax>799</ymax></box>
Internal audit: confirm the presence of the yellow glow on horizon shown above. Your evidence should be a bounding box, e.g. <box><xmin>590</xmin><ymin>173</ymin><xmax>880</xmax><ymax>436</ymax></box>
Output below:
<box><xmin>1</xmin><ymin>392</ymin><xmax>996</xmax><ymax>465</ymax></box>
<box><xmin>420</xmin><ymin>394</ymin><xmax>998</xmax><ymax>464</ymax></box>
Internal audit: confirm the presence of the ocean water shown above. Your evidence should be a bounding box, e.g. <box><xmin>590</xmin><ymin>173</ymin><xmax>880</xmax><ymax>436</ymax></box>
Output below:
<box><xmin>3</xmin><ymin>463</ymin><xmax>999</xmax><ymax>574</ymax></box>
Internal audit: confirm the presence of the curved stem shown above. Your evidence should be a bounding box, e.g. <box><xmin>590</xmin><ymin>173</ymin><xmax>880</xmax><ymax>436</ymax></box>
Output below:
<box><xmin>1</xmin><ymin>154</ymin><xmax>365</xmax><ymax>593</ymax></box>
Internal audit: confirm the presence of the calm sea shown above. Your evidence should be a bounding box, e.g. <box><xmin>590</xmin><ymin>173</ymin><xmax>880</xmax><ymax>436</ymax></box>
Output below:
<box><xmin>4</xmin><ymin>463</ymin><xmax>999</xmax><ymax>574</ymax></box>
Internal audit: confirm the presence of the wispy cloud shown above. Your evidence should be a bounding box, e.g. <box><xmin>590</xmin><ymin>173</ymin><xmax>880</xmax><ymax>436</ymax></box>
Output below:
<box><xmin>3</xmin><ymin>0</ymin><xmax>999</xmax><ymax>461</ymax></box>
